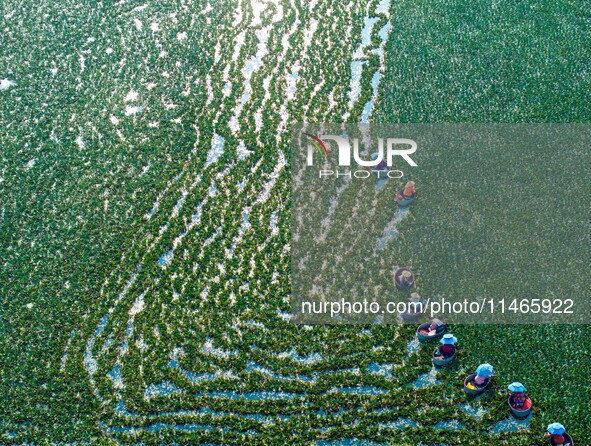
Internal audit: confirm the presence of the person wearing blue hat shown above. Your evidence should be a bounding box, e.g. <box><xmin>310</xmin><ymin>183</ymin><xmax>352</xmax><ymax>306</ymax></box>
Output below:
<box><xmin>474</xmin><ymin>363</ymin><xmax>493</xmax><ymax>386</ymax></box>
<box><xmin>508</xmin><ymin>382</ymin><xmax>527</xmax><ymax>409</ymax></box>
<box><xmin>546</xmin><ymin>423</ymin><xmax>570</xmax><ymax>446</ymax></box>
<box><xmin>434</xmin><ymin>333</ymin><xmax>457</xmax><ymax>360</ymax></box>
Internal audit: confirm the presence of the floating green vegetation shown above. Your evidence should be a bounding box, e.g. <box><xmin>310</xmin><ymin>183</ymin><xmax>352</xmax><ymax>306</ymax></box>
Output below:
<box><xmin>1</xmin><ymin>0</ymin><xmax>589</xmax><ymax>444</ymax></box>
<box><xmin>373</xmin><ymin>0</ymin><xmax>591</xmax><ymax>443</ymax></box>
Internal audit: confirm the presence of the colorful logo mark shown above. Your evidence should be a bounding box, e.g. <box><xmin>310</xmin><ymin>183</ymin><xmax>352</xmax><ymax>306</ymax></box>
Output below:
<box><xmin>304</xmin><ymin>133</ymin><xmax>328</xmax><ymax>157</ymax></box>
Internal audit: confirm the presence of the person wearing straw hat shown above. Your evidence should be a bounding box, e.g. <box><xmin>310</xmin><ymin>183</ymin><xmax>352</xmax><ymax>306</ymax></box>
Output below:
<box><xmin>474</xmin><ymin>363</ymin><xmax>493</xmax><ymax>386</ymax></box>
<box><xmin>546</xmin><ymin>422</ymin><xmax>569</xmax><ymax>446</ymax></box>
<box><xmin>434</xmin><ymin>334</ymin><xmax>457</xmax><ymax>360</ymax></box>
<box><xmin>396</xmin><ymin>182</ymin><xmax>417</xmax><ymax>206</ymax></box>
<box><xmin>394</xmin><ymin>268</ymin><xmax>414</xmax><ymax>290</ymax></box>
<box><xmin>401</xmin><ymin>181</ymin><xmax>416</xmax><ymax>198</ymax></box>
<box><xmin>418</xmin><ymin>318</ymin><xmax>445</xmax><ymax>336</ymax></box>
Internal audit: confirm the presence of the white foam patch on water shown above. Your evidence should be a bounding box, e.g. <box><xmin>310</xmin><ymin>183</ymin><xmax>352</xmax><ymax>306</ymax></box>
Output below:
<box><xmin>124</xmin><ymin>90</ymin><xmax>138</xmax><ymax>102</ymax></box>
<box><xmin>136</xmin><ymin>335</ymin><xmax>148</xmax><ymax>352</ymax></box>
<box><xmin>84</xmin><ymin>270</ymin><xmax>140</xmax><ymax>388</ymax></box>
<box><xmin>25</xmin><ymin>159</ymin><xmax>36</xmax><ymax>170</ymax></box>
<box><xmin>171</xmin><ymin>190</ymin><xmax>187</xmax><ymax>219</ymax></box>
<box><xmin>0</xmin><ymin>79</ymin><xmax>16</xmax><ymax>90</ymax></box>
<box><xmin>250</xmin><ymin>0</ymin><xmax>284</xmax><ymax>26</ymax></box>
<box><xmin>360</xmin><ymin>20</ymin><xmax>392</xmax><ymax>123</ymax></box>
<box><xmin>246</xmin><ymin>361</ymin><xmax>317</xmax><ymax>383</ymax></box>
<box><xmin>129</xmin><ymin>292</ymin><xmax>145</xmax><ymax>316</ymax></box>
<box><xmin>376</xmin><ymin>207</ymin><xmax>410</xmax><ymax>250</ymax></box>
<box><xmin>200</xmin><ymin>225</ymin><xmax>223</xmax><ymax>255</ymax></box>
<box><xmin>205</xmin><ymin>133</ymin><xmax>225</xmax><ymax>167</ymax></box>
<box><xmin>125</xmin><ymin>105</ymin><xmax>143</xmax><ymax>115</ymax></box>
<box><xmin>379</xmin><ymin>418</ymin><xmax>419</xmax><ymax>430</ymax></box>
<box><xmin>347</xmin><ymin>60</ymin><xmax>365</xmax><ymax>108</ymax></box>
<box><xmin>145</xmin><ymin>191</ymin><xmax>165</xmax><ymax>219</ymax></box>
<box><xmin>490</xmin><ymin>414</ymin><xmax>532</xmax><ymax>433</ymax></box>
<box><xmin>187</xmin><ymin>204</ymin><xmax>204</xmax><ymax>229</ymax></box>
<box><xmin>84</xmin><ymin>314</ymin><xmax>110</xmax><ymax>376</ymax></box>
<box><xmin>78</xmin><ymin>0</ymin><xmax>409</xmax><ymax>427</ymax></box>
<box><xmin>435</xmin><ymin>420</ymin><xmax>466</xmax><ymax>430</ymax></box>
<box><xmin>302</xmin><ymin>17</ymin><xmax>318</xmax><ymax>49</ymax></box>
<box><xmin>222</xmin><ymin>81</ymin><xmax>232</xmax><ymax>96</ymax></box>
<box><xmin>60</xmin><ymin>330</ymin><xmax>76</xmax><ymax>371</ymax></box>
<box><xmin>213</xmin><ymin>41</ymin><xmax>221</xmax><ymax>64</ymax></box>
<box><xmin>75</xmin><ymin>135</ymin><xmax>85</xmax><ymax>149</ymax></box>
<box><xmin>227</xmin><ymin>207</ymin><xmax>251</xmax><ymax>256</ymax></box>
<box><xmin>280</xmin><ymin>21</ymin><xmax>295</xmax><ymax>57</ymax></box>
<box><xmin>276</xmin><ymin>17</ymin><xmax>317</xmax><ymax>138</ymax></box>
<box><xmin>457</xmin><ymin>402</ymin><xmax>489</xmax><ymax>420</ymax></box>
<box><xmin>158</xmin><ymin>249</ymin><xmax>173</xmax><ymax>267</ymax></box>
<box><xmin>378</xmin><ymin>22</ymin><xmax>391</xmax><ymax>42</ymax></box>
<box><xmin>278</xmin><ymin>350</ymin><xmax>323</xmax><ymax>364</ymax></box>
<box><xmin>360</xmin><ymin>70</ymin><xmax>382</xmax><ymax>123</ymax></box>
<box><xmin>145</xmin><ymin>381</ymin><xmax>181</xmax><ymax>399</ymax></box>
<box><xmin>201</xmin><ymin>3</ymin><xmax>213</xmax><ymax>14</ymax></box>
<box><xmin>376</xmin><ymin>0</ymin><xmax>390</xmax><ymax>13</ymax></box>
<box><xmin>254</xmin><ymin>150</ymin><xmax>286</xmax><ymax>204</ymax></box>
<box><xmin>270</xmin><ymin>211</ymin><xmax>279</xmax><ymax>235</ymax></box>
<box><xmin>344</xmin><ymin>0</ymin><xmax>392</xmax><ymax>122</ymax></box>
<box><xmin>201</xmin><ymin>338</ymin><xmax>237</xmax><ymax>359</ymax></box>
<box><xmin>353</xmin><ymin>17</ymin><xmax>380</xmax><ymax>58</ymax></box>
<box><xmin>229</xmin><ymin>26</ymin><xmax>270</xmax><ymax>134</ymax></box>
<box><xmin>118</xmin><ymin>319</ymin><xmax>134</xmax><ymax>356</ymax></box>
<box><xmin>205</xmin><ymin>74</ymin><xmax>214</xmax><ymax>105</ymax></box>
<box><xmin>366</xmin><ymin>362</ymin><xmax>394</xmax><ymax>379</ymax></box>
<box><xmin>205</xmin><ymin>390</ymin><xmax>301</xmax><ymax>401</ymax></box>
<box><xmin>231</xmin><ymin>0</ymin><xmax>243</xmax><ymax>27</ymax></box>
<box><xmin>251</xmin><ymin>0</ymin><xmax>267</xmax><ymax>26</ymax></box>
<box><xmin>108</xmin><ymin>365</ymin><xmax>125</xmax><ymax>390</ymax></box>
<box><xmin>253</xmin><ymin>108</ymin><xmax>264</xmax><ymax>132</ymax></box>
<box><xmin>232</xmin><ymin>31</ymin><xmax>246</xmax><ymax>61</ymax></box>
<box><xmin>237</xmin><ymin>140</ymin><xmax>253</xmax><ymax>159</ymax></box>
<box><xmin>409</xmin><ymin>368</ymin><xmax>440</xmax><ymax>388</ymax></box>
<box><xmin>338</xmin><ymin>386</ymin><xmax>388</xmax><ymax>395</ymax></box>
<box><xmin>405</xmin><ymin>336</ymin><xmax>420</xmax><ymax>354</ymax></box>
<box><xmin>285</xmin><ymin>70</ymin><xmax>300</xmax><ymax>100</ymax></box>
